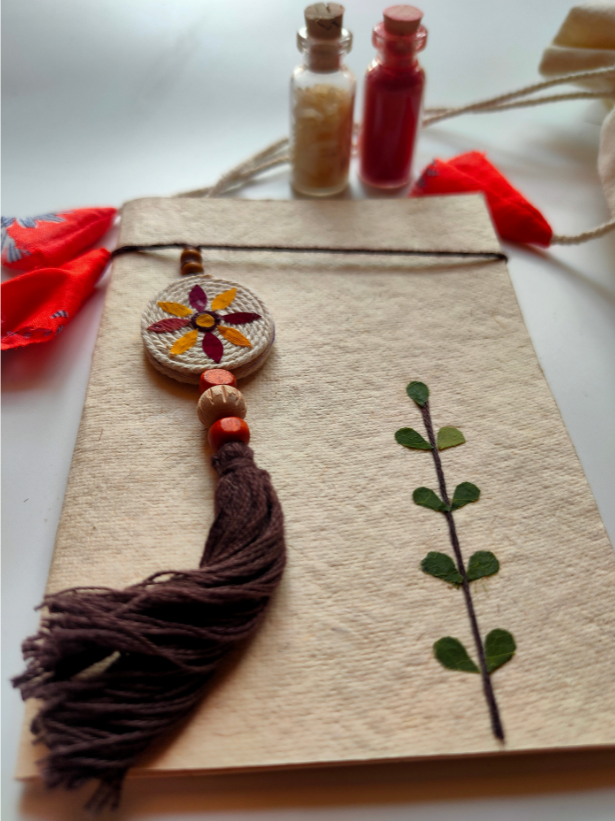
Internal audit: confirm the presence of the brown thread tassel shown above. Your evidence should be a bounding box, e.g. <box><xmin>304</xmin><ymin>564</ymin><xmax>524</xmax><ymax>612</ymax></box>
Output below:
<box><xmin>13</xmin><ymin>441</ymin><xmax>285</xmax><ymax>812</ymax></box>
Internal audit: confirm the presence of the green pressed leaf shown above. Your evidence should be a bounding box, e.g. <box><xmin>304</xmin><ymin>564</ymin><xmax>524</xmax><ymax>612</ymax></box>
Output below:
<box><xmin>485</xmin><ymin>629</ymin><xmax>516</xmax><ymax>673</ymax></box>
<box><xmin>437</xmin><ymin>426</ymin><xmax>466</xmax><ymax>451</ymax></box>
<box><xmin>413</xmin><ymin>487</ymin><xmax>448</xmax><ymax>512</ymax></box>
<box><xmin>406</xmin><ymin>381</ymin><xmax>429</xmax><ymax>407</ymax></box>
<box><xmin>467</xmin><ymin>551</ymin><xmax>500</xmax><ymax>582</ymax></box>
<box><xmin>434</xmin><ymin>637</ymin><xmax>479</xmax><ymax>673</ymax></box>
<box><xmin>451</xmin><ymin>482</ymin><xmax>481</xmax><ymax>510</ymax></box>
<box><xmin>421</xmin><ymin>552</ymin><xmax>462</xmax><ymax>585</ymax></box>
<box><xmin>395</xmin><ymin>428</ymin><xmax>432</xmax><ymax>450</ymax></box>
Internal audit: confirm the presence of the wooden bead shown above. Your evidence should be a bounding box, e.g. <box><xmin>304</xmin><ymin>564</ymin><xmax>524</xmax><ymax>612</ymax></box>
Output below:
<box><xmin>180</xmin><ymin>247</ymin><xmax>202</xmax><ymax>265</ymax></box>
<box><xmin>197</xmin><ymin>385</ymin><xmax>246</xmax><ymax>429</ymax></box>
<box><xmin>208</xmin><ymin>417</ymin><xmax>250</xmax><ymax>451</ymax></box>
<box><xmin>199</xmin><ymin>368</ymin><xmax>237</xmax><ymax>395</ymax></box>
<box><xmin>181</xmin><ymin>260</ymin><xmax>205</xmax><ymax>276</ymax></box>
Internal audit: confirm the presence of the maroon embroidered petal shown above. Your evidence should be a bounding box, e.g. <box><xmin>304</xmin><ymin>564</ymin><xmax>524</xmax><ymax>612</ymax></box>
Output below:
<box><xmin>222</xmin><ymin>312</ymin><xmax>261</xmax><ymax>325</ymax></box>
<box><xmin>189</xmin><ymin>284</ymin><xmax>208</xmax><ymax>312</ymax></box>
<box><xmin>147</xmin><ymin>318</ymin><xmax>191</xmax><ymax>333</ymax></box>
<box><xmin>202</xmin><ymin>331</ymin><xmax>224</xmax><ymax>363</ymax></box>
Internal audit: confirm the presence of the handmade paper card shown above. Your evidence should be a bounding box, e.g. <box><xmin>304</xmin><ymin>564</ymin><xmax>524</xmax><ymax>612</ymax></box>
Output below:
<box><xmin>17</xmin><ymin>197</ymin><xmax>615</xmax><ymax>782</ymax></box>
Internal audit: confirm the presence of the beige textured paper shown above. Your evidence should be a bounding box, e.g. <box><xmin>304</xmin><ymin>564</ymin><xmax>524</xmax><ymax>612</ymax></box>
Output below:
<box><xmin>17</xmin><ymin>197</ymin><xmax>615</xmax><ymax>778</ymax></box>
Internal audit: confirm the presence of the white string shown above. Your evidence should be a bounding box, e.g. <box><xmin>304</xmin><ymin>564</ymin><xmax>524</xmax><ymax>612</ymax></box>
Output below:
<box><xmin>178</xmin><ymin>138</ymin><xmax>290</xmax><ymax>198</ymax></box>
<box><xmin>424</xmin><ymin>90</ymin><xmax>608</xmax><ymax>123</ymax></box>
<box><xmin>551</xmin><ymin>218</ymin><xmax>615</xmax><ymax>245</ymax></box>
<box><xmin>422</xmin><ymin>66</ymin><xmax>615</xmax><ymax>125</ymax></box>
<box><xmin>175</xmin><ymin>67</ymin><xmax>615</xmax><ymax>244</ymax></box>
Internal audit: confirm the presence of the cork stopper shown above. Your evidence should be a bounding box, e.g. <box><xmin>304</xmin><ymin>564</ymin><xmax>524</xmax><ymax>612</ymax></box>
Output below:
<box><xmin>383</xmin><ymin>5</ymin><xmax>423</xmax><ymax>36</ymax></box>
<box><xmin>305</xmin><ymin>3</ymin><xmax>345</xmax><ymax>40</ymax></box>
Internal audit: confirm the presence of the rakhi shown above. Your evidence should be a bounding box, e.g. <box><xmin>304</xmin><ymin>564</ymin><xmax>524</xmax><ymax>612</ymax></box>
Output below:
<box><xmin>13</xmin><ymin>246</ymin><xmax>286</xmax><ymax>812</ymax></box>
<box><xmin>13</xmin><ymin>240</ymin><xmax>510</xmax><ymax>810</ymax></box>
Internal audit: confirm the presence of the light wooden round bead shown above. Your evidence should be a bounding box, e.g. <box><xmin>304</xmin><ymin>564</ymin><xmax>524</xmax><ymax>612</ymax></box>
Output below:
<box><xmin>197</xmin><ymin>385</ymin><xmax>247</xmax><ymax>429</ymax></box>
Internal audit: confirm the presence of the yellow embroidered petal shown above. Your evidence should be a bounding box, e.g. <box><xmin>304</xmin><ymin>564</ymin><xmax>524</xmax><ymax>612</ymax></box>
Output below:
<box><xmin>170</xmin><ymin>329</ymin><xmax>198</xmax><ymax>355</ymax></box>
<box><xmin>210</xmin><ymin>288</ymin><xmax>236</xmax><ymax>311</ymax></box>
<box><xmin>218</xmin><ymin>326</ymin><xmax>252</xmax><ymax>348</ymax></box>
<box><xmin>157</xmin><ymin>301</ymin><xmax>192</xmax><ymax>318</ymax></box>
<box><xmin>195</xmin><ymin>314</ymin><xmax>215</xmax><ymax>328</ymax></box>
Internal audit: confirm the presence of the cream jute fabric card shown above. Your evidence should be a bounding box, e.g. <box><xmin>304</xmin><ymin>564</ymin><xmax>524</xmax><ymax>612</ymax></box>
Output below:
<box><xmin>17</xmin><ymin>197</ymin><xmax>615</xmax><ymax>779</ymax></box>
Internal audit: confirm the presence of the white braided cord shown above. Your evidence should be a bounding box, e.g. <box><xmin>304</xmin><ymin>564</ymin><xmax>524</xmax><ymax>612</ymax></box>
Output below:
<box><xmin>423</xmin><ymin>90</ymin><xmax>609</xmax><ymax>124</ymax></box>
<box><xmin>177</xmin><ymin>138</ymin><xmax>290</xmax><ymax>199</ymax></box>
<box><xmin>422</xmin><ymin>66</ymin><xmax>615</xmax><ymax>125</ymax></box>
<box><xmin>174</xmin><ymin>67</ymin><xmax>615</xmax><ymax>244</ymax></box>
<box><xmin>551</xmin><ymin>217</ymin><xmax>615</xmax><ymax>245</ymax></box>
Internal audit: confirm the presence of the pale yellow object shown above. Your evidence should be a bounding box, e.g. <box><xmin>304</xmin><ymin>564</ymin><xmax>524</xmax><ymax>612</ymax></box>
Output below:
<box><xmin>197</xmin><ymin>385</ymin><xmax>247</xmax><ymax>429</ymax></box>
<box><xmin>539</xmin><ymin>3</ymin><xmax>615</xmax><ymax>91</ymax></box>
<box><xmin>17</xmin><ymin>197</ymin><xmax>615</xmax><ymax>781</ymax></box>
<box><xmin>291</xmin><ymin>83</ymin><xmax>354</xmax><ymax>193</ymax></box>
<box><xmin>539</xmin><ymin>2</ymin><xmax>615</xmax><ymax>219</ymax></box>
<box><xmin>599</xmin><ymin>106</ymin><xmax>615</xmax><ymax>212</ymax></box>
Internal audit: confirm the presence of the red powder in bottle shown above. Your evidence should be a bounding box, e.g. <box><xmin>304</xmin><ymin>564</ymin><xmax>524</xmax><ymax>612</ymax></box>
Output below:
<box><xmin>359</xmin><ymin>6</ymin><xmax>427</xmax><ymax>189</ymax></box>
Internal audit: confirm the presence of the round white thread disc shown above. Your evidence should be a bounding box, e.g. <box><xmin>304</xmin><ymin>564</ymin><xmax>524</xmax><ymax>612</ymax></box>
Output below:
<box><xmin>141</xmin><ymin>277</ymin><xmax>275</xmax><ymax>384</ymax></box>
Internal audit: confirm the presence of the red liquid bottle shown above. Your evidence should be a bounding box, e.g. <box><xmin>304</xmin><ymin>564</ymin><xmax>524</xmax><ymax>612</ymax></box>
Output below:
<box><xmin>359</xmin><ymin>5</ymin><xmax>427</xmax><ymax>189</ymax></box>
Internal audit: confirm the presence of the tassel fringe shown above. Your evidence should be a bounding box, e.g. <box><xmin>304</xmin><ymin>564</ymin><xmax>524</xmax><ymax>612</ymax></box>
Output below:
<box><xmin>13</xmin><ymin>441</ymin><xmax>285</xmax><ymax>810</ymax></box>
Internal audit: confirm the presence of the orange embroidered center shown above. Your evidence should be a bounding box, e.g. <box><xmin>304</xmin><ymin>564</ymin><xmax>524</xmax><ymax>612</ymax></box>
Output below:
<box><xmin>195</xmin><ymin>314</ymin><xmax>215</xmax><ymax>329</ymax></box>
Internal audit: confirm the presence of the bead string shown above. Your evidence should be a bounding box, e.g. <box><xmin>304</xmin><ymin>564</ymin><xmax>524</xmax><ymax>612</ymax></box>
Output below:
<box><xmin>178</xmin><ymin>247</ymin><xmax>252</xmax><ymax>450</ymax></box>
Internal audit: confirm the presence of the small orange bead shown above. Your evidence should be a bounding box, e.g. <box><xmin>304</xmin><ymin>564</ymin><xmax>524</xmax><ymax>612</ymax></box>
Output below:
<box><xmin>208</xmin><ymin>417</ymin><xmax>250</xmax><ymax>451</ymax></box>
<box><xmin>199</xmin><ymin>368</ymin><xmax>237</xmax><ymax>395</ymax></box>
<box><xmin>180</xmin><ymin>247</ymin><xmax>202</xmax><ymax>265</ymax></box>
<box><xmin>181</xmin><ymin>260</ymin><xmax>204</xmax><ymax>276</ymax></box>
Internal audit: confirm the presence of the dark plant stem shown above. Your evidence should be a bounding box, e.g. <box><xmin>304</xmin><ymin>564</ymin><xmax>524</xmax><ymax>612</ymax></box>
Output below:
<box><xmin>421</xmin><ymin>401</ymin><xmax>504</xmax><ymax>742</ymax></box>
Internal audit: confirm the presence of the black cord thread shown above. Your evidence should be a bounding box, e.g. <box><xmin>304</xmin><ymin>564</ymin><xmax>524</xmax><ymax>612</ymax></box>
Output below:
<box><xmin>110</xmin><ymin>242</ymin><xmax>507</xmax><ymax>262</ymax></box>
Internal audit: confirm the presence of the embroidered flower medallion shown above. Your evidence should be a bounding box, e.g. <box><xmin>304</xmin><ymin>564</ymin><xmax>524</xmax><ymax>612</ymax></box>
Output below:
<box><xmin>147</xmin><ymin>283</ymin><xmax>261</xmax><ymax>363</ymax></box>
<box><xmin>141</xmin><ymin>276</ymin><xmax>275</xmax><ymax>384</ymax></box>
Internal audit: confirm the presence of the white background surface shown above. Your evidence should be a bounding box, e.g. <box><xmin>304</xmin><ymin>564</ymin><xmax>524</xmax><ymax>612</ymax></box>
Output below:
<box><xmin>2</xmin><ymin>1</ymin><xmax>614</xmax><ymax>819</ymax></box>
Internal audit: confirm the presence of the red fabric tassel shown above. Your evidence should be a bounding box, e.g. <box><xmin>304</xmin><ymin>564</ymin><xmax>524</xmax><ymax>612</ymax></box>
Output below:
<box><xmin>2</xmin><ymin>207</ymin><xmax>116</xmax><ymax>271</ymax></box>
<box><xmin>1</xmin><ymin>248</ymin><xmax>110</xmax><ymax>350</ymax></box>
<box><xmin>411</xmin><ymin>152</ymin><xmax>553</xmax><ymax>247</ymax></box>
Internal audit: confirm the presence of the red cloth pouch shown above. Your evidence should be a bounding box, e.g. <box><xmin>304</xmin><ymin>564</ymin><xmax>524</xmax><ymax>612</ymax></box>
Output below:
<box><xmin>411</xmin><ymin>152</ymin><xmax>553</xmax><ymax>246</ymax></box>
<box><xmin>1</xmin><ymin>248</ymin><xmax>110</xmax><ymax>350</ymax></box>
<box><xmin>1</xmin><ymin>207</ymin><xmax>116</xmax><ymax>271</ymax></box>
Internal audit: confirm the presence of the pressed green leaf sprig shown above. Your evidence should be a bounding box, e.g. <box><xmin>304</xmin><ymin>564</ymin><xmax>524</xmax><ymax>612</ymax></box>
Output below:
<box><xmin>396</xmin><ymin>382</ymin><xmax>515</xmax><ymax>741</ymax></box>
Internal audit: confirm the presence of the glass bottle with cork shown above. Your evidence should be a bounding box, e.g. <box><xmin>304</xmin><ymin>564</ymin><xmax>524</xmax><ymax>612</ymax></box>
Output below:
<box><xmin>359</xmin><ymin>5</ymin><xmax>427</xmax><ymax>189</ymax></box>
<box><xmin>290</xmin><ymin>3</ymin><xmax>355</xmax><ymax>197</ymax></box>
